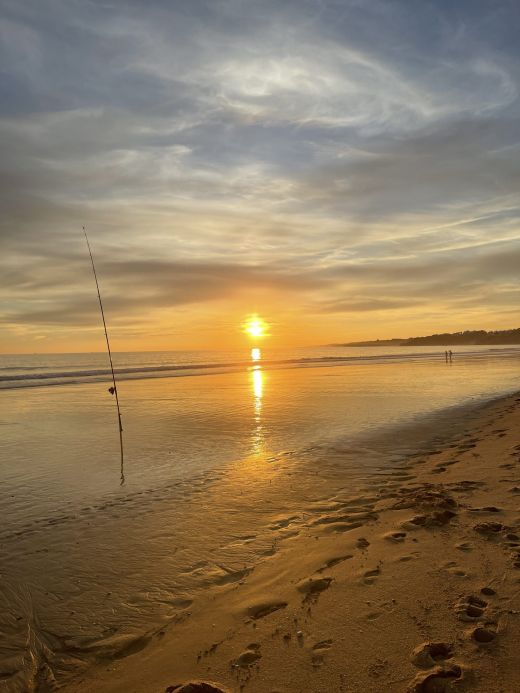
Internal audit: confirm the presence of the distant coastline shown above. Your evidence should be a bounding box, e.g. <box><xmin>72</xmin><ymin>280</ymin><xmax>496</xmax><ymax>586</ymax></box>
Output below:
<box><xmin>334</xmin><ymin>327</ymin><xmax>520</xmax><ymax>347</ymax></box>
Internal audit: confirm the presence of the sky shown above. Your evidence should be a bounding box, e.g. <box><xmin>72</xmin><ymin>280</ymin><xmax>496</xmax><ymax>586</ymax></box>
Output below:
<box><xmin>1</xmin><ymin>0</ymin><xmax>519</xmax><ymax>353</ymax></box>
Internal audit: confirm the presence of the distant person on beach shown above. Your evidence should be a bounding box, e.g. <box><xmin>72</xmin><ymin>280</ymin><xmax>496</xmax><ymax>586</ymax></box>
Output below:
<box><xmin>445</xmin><ymin>350</ymin><xmax>449</xmax><ymax>362</ymax></box>
<box><xmin>449</xmin><ymin>350</ymin><xmax>453</xmax><ymax>362</ymax></box>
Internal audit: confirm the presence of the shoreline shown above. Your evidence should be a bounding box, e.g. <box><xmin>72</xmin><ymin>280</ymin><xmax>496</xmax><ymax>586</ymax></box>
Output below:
<box><xmin>67</xmin><ymin>390</ymin><xmax>520</xmax><ymax>693</ymax></box>
<box><xmin>2</xmin><ymin>345</ymin><xmax>518</xmax><ymax>391</ymax></box>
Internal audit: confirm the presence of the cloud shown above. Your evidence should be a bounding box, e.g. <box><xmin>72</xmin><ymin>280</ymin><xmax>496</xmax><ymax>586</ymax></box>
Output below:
<box><xmin>0</xmin><ymin>255</ymin><xmax>330</xmax><ymax>327</ymax></box>
<box><xmin>0</xmin><ymin>0</ymin><xmax>519</xmax><ymax>346</ymax></box>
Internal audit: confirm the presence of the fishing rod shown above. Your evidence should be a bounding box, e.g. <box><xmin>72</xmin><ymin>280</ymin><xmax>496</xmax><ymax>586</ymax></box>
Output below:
<box><xmin>82</xmin><ymin>226</ymin><xmax>124</xmax><ymax>481</ymax></box>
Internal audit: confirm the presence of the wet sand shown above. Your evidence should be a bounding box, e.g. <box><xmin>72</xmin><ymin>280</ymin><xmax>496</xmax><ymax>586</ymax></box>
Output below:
<box><xmin>66</xmin><ymin>391</ymin><xmax>520</xmax><ymax>693</ymax></box>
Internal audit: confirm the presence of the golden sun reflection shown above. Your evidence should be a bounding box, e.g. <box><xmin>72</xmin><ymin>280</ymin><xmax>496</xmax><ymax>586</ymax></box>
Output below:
<box><xmin>251</xmin><ymin>347</ymin><xmax>261</xmax><ymax>361</ymax></box>
<box><xmin>250</xmin><ymin>365</ymin><xmax>264</xmax><ymax>455</ymax></box>
<box><xmin>252</xmin><ymin>366</ymin><xmax>263</xmax><ymax>405</ymax></box>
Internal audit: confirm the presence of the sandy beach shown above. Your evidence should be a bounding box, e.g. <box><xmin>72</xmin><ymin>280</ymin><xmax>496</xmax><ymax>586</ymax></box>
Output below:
<box><xmin>63</xmin><ymin>391</ymin><xmax>520</xmax><ymax>693</ymax></box>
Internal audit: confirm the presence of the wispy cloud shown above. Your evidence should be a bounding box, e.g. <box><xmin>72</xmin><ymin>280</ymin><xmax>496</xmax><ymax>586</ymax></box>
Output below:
<box><xmin>1</xmin><ymin>0</ymin><xmax>519</xmax><ymax>349</ymax></box>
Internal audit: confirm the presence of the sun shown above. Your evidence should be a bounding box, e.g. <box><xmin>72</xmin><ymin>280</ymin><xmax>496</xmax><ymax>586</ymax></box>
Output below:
<box><xmin>243</xmin><ymin>315</ymin><xmax>268</xmax><ymax>339</ymax></box>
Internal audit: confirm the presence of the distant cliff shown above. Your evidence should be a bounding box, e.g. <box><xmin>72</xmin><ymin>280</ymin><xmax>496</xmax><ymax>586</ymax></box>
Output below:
<box><xmin>337</xmin><ymin>328</ymin><xmax>520</xmax><ymax>347</ymax></box>
<box><xmin>402</xmin><ymin>329</ymin><xmax>520</xmax><ymax>346</ymax></box>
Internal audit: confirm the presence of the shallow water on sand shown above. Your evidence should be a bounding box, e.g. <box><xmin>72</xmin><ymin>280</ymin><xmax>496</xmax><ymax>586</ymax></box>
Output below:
<box><xmin>0</xmin><ymin>347</ymin><xmax>519</xmax><ymax>689</ymax></box>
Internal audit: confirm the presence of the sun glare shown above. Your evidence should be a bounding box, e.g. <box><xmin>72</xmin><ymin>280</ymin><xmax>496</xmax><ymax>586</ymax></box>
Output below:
<box><xmin>243</xmin><ymin>315</ymin><xmax>268</xmax><ymax>340</ymax></box>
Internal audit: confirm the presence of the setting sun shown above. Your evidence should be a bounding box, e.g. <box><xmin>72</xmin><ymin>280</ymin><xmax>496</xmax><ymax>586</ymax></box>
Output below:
<box><xmin>243</xmin><ymin>315</ymin><xmax>268</xmax><ymax>340</ymax></box>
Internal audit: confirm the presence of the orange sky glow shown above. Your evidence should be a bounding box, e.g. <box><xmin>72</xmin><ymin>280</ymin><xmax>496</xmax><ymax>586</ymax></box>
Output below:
<box><xmin>1</xmin><ymin>2</ymin><xmax>519</xmax><ymax>354</ymax></box>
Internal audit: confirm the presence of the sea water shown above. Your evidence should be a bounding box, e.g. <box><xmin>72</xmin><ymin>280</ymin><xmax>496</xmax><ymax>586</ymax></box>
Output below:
<box><xmin>0</xmin><ymin>345</ymin><xmax>518</xmax><ymax>689</ymax></box>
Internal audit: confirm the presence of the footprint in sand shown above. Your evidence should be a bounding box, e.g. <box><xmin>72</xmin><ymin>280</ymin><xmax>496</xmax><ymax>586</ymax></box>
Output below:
<box><xmin>480</xmin><ymin>586</ymin><xmax>496</xmax><ymax>596</ymax></box>
<box><xmin>411</xmin><ymin>641</ymin><xmax>454</xmax><ymax>669</ymax></box>
<box><xmin>442</xmin><ymin>460</ymin><xmax>458</xmax><ymax>468</ymax></box>
<box><xmin>431</xmin><ymin>466</ymin><xmax>447</xmax><ymax>474</ymax></box>
<box><xmin>362</xmin><ymin>567</ymin><xmax>381</xmax><ymax>585</ymax></box>
<box><xmin>443</xmin><ymin>562</ymin><xmax>469</xmax><ymax>578</ymax></box>
<box><xmin>209</xmin><ymin>565</ymin><xmax>253</xmax><ymax>586</ymax></box>
<box><xmin>401</xmin><ymin>510</ymin><xmax>457</xmax><ymax>530</ymax></box>
<box><xmin>312</xmin><ymin>638</ymin><xmax>333</xmax><ymax>650</ymax></box>
<box><xmin>226</xmin><ymin>534</ymin><xmax>257</xmax><ymax>548</ymax></box>
<box><xmin>396</xmin><ymin>553</ymin><xmax>419</xmax><ymax>562</ymax></box>
<box><xmin>455</xmin><ymin>542</ymin><xmax>473</xmax><ymax>552</ymax></box>
<box><xmin>311</xmin><ymin>638</ymin><xmax>333</xmax><ymax>667</ymax></box>
<box><xmin>233</xmin><ymin>643</ymin><xmax>262</xmax><ymax>668</ymax></box>
<box><xmin>246</xmin><ymin>601</ymin><xmax>287</xmax><ymax>620</ymax></box>
<box><xmin>297</xmin><ymin>576</ymin><xmax>332</xmax><ymax>601</ymax></box>
<box><xmin>509</xmin><ymin>548</ymin><xmax>520</xmax><ymax>569</ymax></box>
<box><xmin>448</xmin><ymin>479</ymin><xmax>484</xmax><ymax>493</ymax></box>
<box><xmin>269</xmin><ymin>515</ymin><xmax>299</xmax><ymax>531</ymax></box>
<box><xmin>364</xmin><ymin>600</ymin><xmax>395</xmax><ymax>620</ymax></box>
<box><xmin>454</xmin><ymin>595</ymin><xmax>488</xmax><ymax>621</ymax></box>
<box><xmin>383</xmin><ymin>531</ymin><xmax>407</xmax><ymax>543</ymax></box>
<box><xmin>318</xmin><ymin>554</ymin><xmax>354</xmax><ymax>572</ymax></box>
<box><xmin>401</xmin><ymin>515</ymin><xmax>426</xmax><ymax>530</ymax></box>
<box><xmin>408</xmin><ymin>664</ymin><xmax>466</xmax><ymax>692</ymax></box>
<box><xmin>469</xmin><ymin>626</ymin><xmax>496</xmax><ymax>644</ymax></box>
<box><xmin>505</xmin><ymin>532</ymin><xmax>520</xmax><ymax>548</ymax></box>
<box><xmin>473</xmin><ymin>521</ymin><xmax>507</xmax><ymax>537</ymax></box>
<box><xmin>166</xmin><ymin>683</ymin><xmax>229</xmax><ymax>693</ymax></box>
<box><xmin>317</xmin><ymin>519</ymin><xmax>366</xmax><ymax>534</ymax></box>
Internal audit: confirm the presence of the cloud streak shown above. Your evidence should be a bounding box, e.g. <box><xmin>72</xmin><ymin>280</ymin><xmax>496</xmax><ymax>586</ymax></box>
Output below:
<box><xmin>1</xmin><ymin>0</ymin><xmax>519</xmax><ymax>349</ymax></box>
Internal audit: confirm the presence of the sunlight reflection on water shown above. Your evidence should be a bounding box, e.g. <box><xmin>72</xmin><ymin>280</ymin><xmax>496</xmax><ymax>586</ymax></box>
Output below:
<box><xmin>251</xmin><ymin>365</ymin><xmax>264</xmax><ymax>455</ymax></box>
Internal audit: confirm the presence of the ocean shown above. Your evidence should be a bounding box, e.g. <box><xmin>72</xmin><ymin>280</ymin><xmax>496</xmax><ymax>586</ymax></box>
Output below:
<box><xmin>0</xmin><ymin>344</ymin><xmax>519</xmax><ymax>689</ymax></box>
